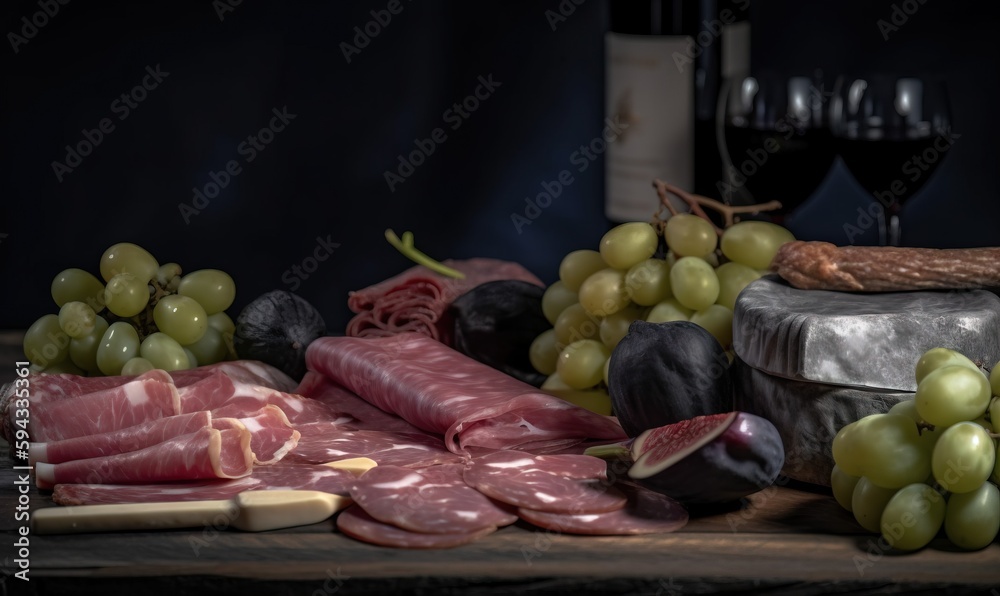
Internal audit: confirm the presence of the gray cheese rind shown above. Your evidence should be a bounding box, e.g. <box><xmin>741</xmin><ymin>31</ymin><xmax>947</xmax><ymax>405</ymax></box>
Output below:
<box><xmin>733</xmin><ymin>275</ymin><xmax>1000</xmax><ymax>392</ymax></box>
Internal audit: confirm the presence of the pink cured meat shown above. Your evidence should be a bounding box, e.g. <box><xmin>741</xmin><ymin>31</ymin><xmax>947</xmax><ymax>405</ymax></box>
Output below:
<box><xmin>35</xmin><ymin>426</ymin><xmax>252</xmax><ymax>489</ymax></box>
<box><xmin>28</xmin><ymin>370</ymin><xmax>180</xmax><ymax>442</ymax></box>
<box><xmin>52</xmin><ymin>461</ymin><xmax>356</xmax><ymax>505</ymax></box>
<box><xmin>305</xmin><ymin>335</ymin><xmax>627</xmax><ymax>454</ymax></box>
<box><xmin>177</xmin><ymin>370</ymin><xmax>342</xmax><ymax>425</ymax></box>
<box><xmin>288</xmin><ymin>427</ymin><xmax>463</xmax><ymax>469</ymax></box>
<box><xmin>336</xmin><ymin>504</ymin><xmax>498</xmax><ymax>549</ymax></box>
<box><xmin>463</xmin><ymin>450</ymin><xmax>626</xmax><ymax>514</ymax></box>
<box><xmin>517</xmin><ymin>482</ymin><xmax>688</xmax><ymax>535</ymax></box>
<box><xmin>296</xmin><ymin>371</ymin><xmax>425</xmax><ymax>435</ymax></box>
<box><xmin>349</xmin><ymin>464</ymin><xmax>516</xmax><ymax>534</ymax></box>
<box><xmin>345</xmin><ymin>258</ymin><xmax>543</xmax><ymax>344</ymax></box>
<box><xmin>223</xmin><ymin>405</ymin><xmax>300</xmax><ymax>465</ymax></box>
<box><xmin>30</xmin><ymin>411</ymin><xmax>213</xmax><ymax>464</ymax></box>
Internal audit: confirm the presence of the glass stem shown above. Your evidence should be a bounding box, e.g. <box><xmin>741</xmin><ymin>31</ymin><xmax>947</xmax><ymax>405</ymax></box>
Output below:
<box><xmin>888</xmin><ymin>214</ymin><xmax>901</xmax><ymax>247</ymax></box>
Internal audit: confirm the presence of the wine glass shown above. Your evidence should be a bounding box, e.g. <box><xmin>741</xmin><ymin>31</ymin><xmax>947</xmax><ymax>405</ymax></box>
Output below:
<box><xmin>717</xmin><ymin>71</ymin><xmax>838</xmax><ymax>223</ymax></box>
<box><xmin>829</xmin><ymin>74</ymin><xmax>953</xmax><ymax>245</ymax></box>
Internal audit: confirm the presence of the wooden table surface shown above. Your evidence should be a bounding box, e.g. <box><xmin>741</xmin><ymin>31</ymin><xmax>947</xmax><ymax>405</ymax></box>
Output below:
<box><xmin>1</xmin><ymin>332</ymin><xmax>999</xmax><ymax>595</ymax></box>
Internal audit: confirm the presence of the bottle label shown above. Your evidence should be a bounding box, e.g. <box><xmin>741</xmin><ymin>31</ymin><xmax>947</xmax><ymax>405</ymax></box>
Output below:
<box><xmin>605</xmin><ymin>32</ymin><xmax>693</xmax><ymax>223</ymax></box>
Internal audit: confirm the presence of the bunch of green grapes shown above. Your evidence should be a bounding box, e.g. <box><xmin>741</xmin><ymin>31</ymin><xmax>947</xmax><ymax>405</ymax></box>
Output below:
<box><xmin>831</xmin><ymin>347</ymin><xmax>1000</xmax><ymax>551</ymax></box>
<box><xmin>23</xmin><ymin>242</ymin><xmax>238</xmax><ymax>376</ymax></box>
<box><xmin>528</xmin><ymin>217</ymin><xmax>794</xmax><ymax>412</ymax></box>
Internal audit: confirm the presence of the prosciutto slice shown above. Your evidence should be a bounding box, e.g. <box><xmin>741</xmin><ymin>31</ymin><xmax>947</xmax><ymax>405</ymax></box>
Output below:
<box><xmin>30</xmin><ymin>411</ymin><xmax>213</xmax><ymax>464</ymax></box>
<box><xmin>52</xmin><ymin>462</ymin><xmax>356</xmax><ymax>505</ymax></box>
<box><xmin>28</xmin><ymin>370</ymin><xmax>180</xmax><ymax>442</ymax></box>
<box><xmin>305</xmin><ymin>334</ymin><xmax>627</xmax><ymax>454</ymax></box>
<box><xmin>176</xmin><ymin>370</ymin><xmax>343</xmax><ymax>424</ymax></box>
<box><xmin>225</xmin><ymin>405</ymin><xmax>300</xmax><ymax>465</ymax></box>
<box><xmin>288</xmin><ymin>427</ymin><xmax>463</xmax><ymax>469</ymax></box>
<box><xmin>345</xmin><ymin>258</ymin><xmax>542</xmax><ymax>344</ymax></box>
<box><xmin>35</xmin><ymin>427</ymin><xmax>253</xmax><ymax>489</ymax></box>
<box><xmin>517</xmin><ymin>482</ymin><xmax>688</xmax><ymax>535</ymax></box>
<box><xmin>348</xmin><ymin>464</ymin><xmax>516</xmax><ymax>534</ymax></box>
<box><xmin>336</xmin><ymin>504</ymin><xmax>498</xmax><ymax>549</ymax></box>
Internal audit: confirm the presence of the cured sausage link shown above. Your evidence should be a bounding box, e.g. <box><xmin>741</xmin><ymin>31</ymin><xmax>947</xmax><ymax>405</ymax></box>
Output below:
<box><xmin>770</xmin><ymin>241</ymin><xmax>1000</xmax><ymax>292</ymax></box>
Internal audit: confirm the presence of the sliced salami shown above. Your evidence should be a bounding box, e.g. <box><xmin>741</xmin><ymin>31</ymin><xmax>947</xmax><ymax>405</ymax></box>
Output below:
<box><xmin>305</xmin><ymin>334</ymin><xmax>626</xmax><ymax>454</ymax></box>
<box><xmin>288</xmin><ymin>427</ymin><xmax>463</xmax><ymax>469</ymax></box>
<box><xmin>349</xmin><ymin>464</ymin><xmax>516</xmax><ymax>534</ymax></box>
<box><xmin>517</xmin><ymin>482</ymin><xmax>688</xmax><ymax>535</ymax></box>
<box><xmin>296</xmin><ymin>371</ymin><xmax>424</xmax><ymax>435</ymax></box>
<box><xmin>51</xmin><ymin>461</ymin><xmax>356</xmax><ymax>505</ymax></box>
<box><xmin>336</xmin><ymin>504</ymin><xmax>497</xmax><ymax>549</ymax></box>
<box><xmin>34</xmin><ymin>427</ymin><xmax>253</xmax><ymax>489</ymax></box>
<box><xmin>463</xmin><ymin>451</ymin><xmax>626</xmax><ymax>514</ymax></box>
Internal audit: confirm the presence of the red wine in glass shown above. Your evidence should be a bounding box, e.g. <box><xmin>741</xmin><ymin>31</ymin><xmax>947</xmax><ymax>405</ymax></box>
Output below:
<box><xmin>830</xmin><ymin>75</ymin><xmax>953</xmax><ymax>245</ymax></box>
<box><xmin>718</xmin><ymin>73</ymin><xmax>837</xmax><ymax>223</ymax></box>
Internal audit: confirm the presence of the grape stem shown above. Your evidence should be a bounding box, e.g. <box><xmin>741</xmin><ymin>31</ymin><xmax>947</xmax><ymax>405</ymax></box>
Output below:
<box><xmin>385</xmin><ymin>229</ymin><xmax>465</xmax><ymax>279</ymax></box>
<box><xmin>651</xmin><ymin>179</ymin><xmax>784</xmax><ymax>235</ymax></box>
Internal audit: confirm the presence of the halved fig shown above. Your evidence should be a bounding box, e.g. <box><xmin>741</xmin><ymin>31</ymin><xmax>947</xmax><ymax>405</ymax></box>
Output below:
<box><xmin>628</xmin><ymin>411</ymin><xmax>784</xmax><ymax>504</ymax></box>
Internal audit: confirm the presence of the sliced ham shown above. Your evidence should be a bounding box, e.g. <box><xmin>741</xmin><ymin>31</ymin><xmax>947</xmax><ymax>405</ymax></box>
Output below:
<box><xmin>223</xmin><ymin>405</ymin><xmax>300</xmax><ymax>465</ymax></box>
<box><xmin>346</xmin><ymin>258</ymin><xmax>543</xmax><ymax>344</ymax></box>
<box><xmin>177</xmin><ymin>370</ymin><xmax>342</xmax><ymax>425</ymax></box>
<box><xmin>517</xmin><ymin>482</ymin><xmax>688</xmax><ymax>535</ymax></box>
<box><xmin>288</xmin><ymin>427</ymin><xmax>463</xmax><ymax>469</ymax></box>
<box><xmin>35</xmin><ymin>427</ymin><xmax>253</xmax><ymax>490</ymax></box>
<box><xmin>28</xmin><ymin>370</ymin><xmax>180</xmax><ymax>442</ymax></box>
<box><xmin>463</xmin><ymin>450</ymin><xmax>626</xmax><ymax>514</ymax></box>
<box><xmin>305</xmin><ymin>335</ymin><xmax>627</xmax><ymax>454</ymax></box>
<box><xmin>51</xmin><ymin>461</ymin><xmax>356</xmax><ymax>505</ymax></box>
<box><xmin>348</xmin><ymin>464</ymin><xmax>516</xmax><ymax>534</ymax></box>
<box><xmin>296</xmin><ymin>371</ymin><xmax>424</xmax><ymax>435</ymax></box>
<box><xmin>30</xmin><ymin>411</ymin><xmax>213</xmax><ymax>464</ymax></box>
<box><xmin>336</xmin><ymin>504</ymin><xmax>498</xmax><ymax>549</ymax></box>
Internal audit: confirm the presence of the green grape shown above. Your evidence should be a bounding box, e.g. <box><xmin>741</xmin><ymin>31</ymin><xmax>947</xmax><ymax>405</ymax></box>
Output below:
<box><xmin>100</xmin><ymin>242</ymin><xmax>158</xmax><ymax>283</ymax></box>
<box><xmin>689</xmin><ymin>304</ymin><xmax>733</xmax><ymax>348</ymax></box>
<box><xmin>23</xmin><ymin>314</ymin><xmax>70</xmax><ymax>368</ymax></box>
<box><xmin>559</xmin><ymin>250</ymin><xmax>607</xmax><ymax>293</ymax></box>
<box><xmin>663</xmin><ymin>213</ymin><xmax>717</xmax><ymax>258</ymax></box>
<box><xmin>852</xmin><ymin>476</ymin><xmax>898</xmax><ymax>533</ymax></box>
<box><xmin>832</xmin><ymin>415</ymin><xmax>883</xmax><ymax>477</ymax></box>
<box><xmin>599</xmin><ymin>222</ymin><xmax>658</xmax><ymax>270</ymax></box>
<box><xmin>830</xmin><ymin>464</ymin><xmax>861</xmax><ymax>512</ymax></box>
<box><xmin>178</xmin><ymin>269</ymin><xmax>236</xmax><ymax>315</ymax></box>
<box><xmin>645</xmin><ymin>298</ymin><xmax>693</xmax><ymax>324</ymax></box>
<box><xmin>556</xmin><ymin>339</ymin><xmax>611</xmax><ymax>389</ymax></box>
<box><xmin>856</xmin><ymin>414</ymin><xmax>931</xmax><ymax>489</ymax></box>
<box><xmin>624</xmin><ymin>259</ymin><xmax>672</xmax><ymax>306</ymax></box>
<box><xmin>603</xmin><ymin>357</ymin><xmax>611</xmax><ymax>386</ymax></box>
<box><xmin>993</xmin><ymin>442</ymin><xmax>1000</xmax><ymax>484</ymax></box>
<box><xmin>529</xmin><ymin>329</ymin><xmax>562</xmax><ymax>376</ymax></box>
<box><xmin>669</xmin><ymin>256</ymin><xmax>719</xmax><ymax>311</ymax></box>
<box><xmin>140</xmin><ymin>332</ymin><xmax>191</xmax><ymax>371</ymax></box>
<box><xmin>57</xmin><ymin>301</ymin><xmax>96</xmax><ymax>339</ymax></box>
<box><xmin>599</xmin><ymin>305</ymin><xmax>641</xmax><ymax>350</ymax></box>
<box><xmin>880</xmin><ymin>483</ymin><xmax>946</xmax><ymax>551</ymax></box>
<box><xmin>183</xmin><ymin>347</ymin><xmax>198</xmax><ymax>368</ymax></box>
<box><xmin>714</xmin><ymin>261</ymin><xmax>761</xmax><ymax>311</ymax></box>
<box><xmin>104</xmin><ymin>273</ymin><xmax>150</xmax><ymax>318</ymax></box>
<box><xmin>577</xmin><ymin>268</ymin><xmax>631</xmax><ymax>317</ymax></box>
<box><xmin>915</xmin><ymin>347</ymin><xmax>981</xmax><ymax>385</ymax></box>
<box><xmin>915</xmin><ymin>365</ymin><xmax>991</xmax><ymax>428</ymax></box>
<box><xmin>991</xmin><ymin>361</ymin><xmax>1000</xmax><ymax>395</ymax></box>
<box><xmin>69</xmin><ymin>315</ymin><xmax>109</xmax><ymax>373</ymax></box>
<box><xmin>153</xmin><ymin>295</ymin><xmax>208</xmax><ymax>345</ymax></box>
<box><xmin>541</xmin><ymin>281</ymin><xmax>579</xmax><ymax>325</ymax></box>
<box><xmin>121</xmin><ymin>357</ymin><xmax>155</xmax><ymax>376</ymax></box>
<box><xmin>51</xmin><ymin>268</ymin><xmax>106</xmax><ymax>312</ymax></box>
<box><xmin>185</xmin><ymin>326</ymin><xmax>229</xmax><ymax>367</ymax></box>
<box><xmin>96</xmin><ymin>322</ymin><xmax>140</xmax><ymax>376</ymax></box>
<box><xmin>931</xmin><ymin>422</ymin><xmax>995</xmax><ymax>493</ymax></box>
<box><xmin>41</xmin><ymin>360</ymin><xmax>84</xmax><ymax>375</ymax></box>
<box><xmin>887</xmin><ymin>398</ymin><xmax>942</xmax><ymax>453</ymax></box>
<box><xmin>944</xmin><ymin>480</ymin><xmax>1000</xmax><ymax>550</ymax></box>
<box><xmin>992</xmin><ymin>396</ymin><xmax>1000</xmax><ymax>433</ymax></box>
<box><xmin>720</xmin><ymin>220</ymin><xmax>794</xmax><ymax>270</ymax></box>
<box><xmin>541</xmin><ymin>372</ymin><xmax>571</xmax><ymax>391</ymax></box>
<box><xmin>554</xmin><ymin>303</ymin><xmax>601</xmax><ymax>346</ymax></box>
<box><xmin>208</xmin><ymin>311</ymin><xmax>236</xmax><ymax>335</ymax></box>
<box><xmin>156</xmin><ymin>262</ymin><xmax>182</xmax><ymax>286</ymax></box>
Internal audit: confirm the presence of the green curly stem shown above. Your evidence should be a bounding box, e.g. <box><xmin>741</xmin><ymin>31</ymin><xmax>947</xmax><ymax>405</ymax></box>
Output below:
<box><xmin>385</xmin><ymin>229</ymin><xmax>465</xmax><ymax>279</ymax></box>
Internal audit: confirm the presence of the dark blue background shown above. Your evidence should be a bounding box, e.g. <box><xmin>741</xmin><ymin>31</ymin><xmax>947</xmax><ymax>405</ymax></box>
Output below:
<box><xmin>2</xmin><ymin>1</ymin><xmax>998</xmax><ymax>333</ymax></box>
